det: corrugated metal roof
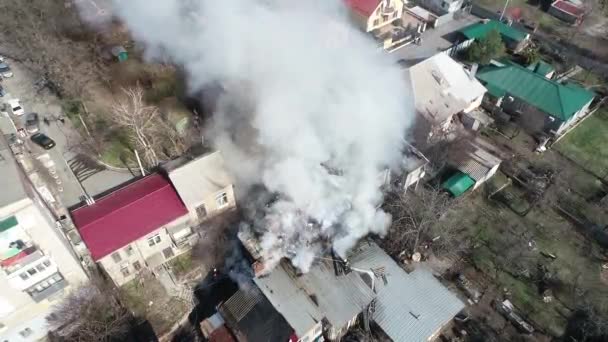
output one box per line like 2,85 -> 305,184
348,242 -> 465,342
219,288 -> 294,342
254,259 -> 375,337
70,174 -> 188,261
448,139 -> 501,181
476,61 -> 595,121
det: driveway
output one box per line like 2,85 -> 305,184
0,60 -> 138,208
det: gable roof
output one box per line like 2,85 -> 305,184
409,53 -> 487,123
254,258 -> 375,337
459,20 -> 527,42
552,0 -> 584,17
349,242 -> 465,341
476,61 -> 595,121
70,174 -> 188,261
345,0 -> 381,16
218,288 -> 293,342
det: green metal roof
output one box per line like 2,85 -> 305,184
442,172 -> 475,197
0,216 -> 17,233
527,60 -> 554,76
459,20 -> 527,42
476,61 -> 595,121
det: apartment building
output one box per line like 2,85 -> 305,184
0,139 -> 88,342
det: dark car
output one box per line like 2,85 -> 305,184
0,85 -> 5,97
30,133 -> 55,149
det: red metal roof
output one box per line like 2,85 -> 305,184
70,174 -> 188,261
209,326 -> 236,342
552,0 -> 584,16
345,0 -> 381,16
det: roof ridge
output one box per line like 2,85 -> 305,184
79,181 -> 181,233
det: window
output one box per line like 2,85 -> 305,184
36,264 -> 46,272
120,266 -> 130,277
133,261 -> 142,271
215,192 -> 229,207
195,204 -> 207,219
19,328 -> 33,338
43,260 -> 51,268
19,273 -> 29,280
162,247 -> 175,259
373,19 -> 379,26
27,268 -> 37,276
124,245 -> 134,256
111,252 -> 122,263
147,234 -> 161,247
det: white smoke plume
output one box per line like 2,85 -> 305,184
105,0 -> 414,272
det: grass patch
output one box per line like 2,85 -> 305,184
556,108 -> 608,177
100,139 -> 134,167
167,251 -> 194,279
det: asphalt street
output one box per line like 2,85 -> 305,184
1,61 -> 136,208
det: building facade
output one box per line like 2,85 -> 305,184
70,174 -> 195,286
0,142 -> 88,342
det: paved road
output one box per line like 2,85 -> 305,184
1,61 -> 137,208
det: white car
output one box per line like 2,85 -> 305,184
7,99 -> 24,116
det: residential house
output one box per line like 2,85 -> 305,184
349,242 -> 465,342
345,0 -> 427,51
0,137 -> 88,342
254,258 -> 374,341
408,53 -> 487,147
245,237 -> 464,342
218,288 -> 295,342
345,0 -> 405,32
163,150 -> 237,224
457,19 -> 530,52
70,174 -> 196,286
476,60 -> 595,137
386,144 -> 429,191
549,0 -> 585,25
442,138 -> 502,197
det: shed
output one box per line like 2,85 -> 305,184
110,46 -> 128,62
442,172 -> 475,197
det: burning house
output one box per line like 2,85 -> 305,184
239,226 -> 465,342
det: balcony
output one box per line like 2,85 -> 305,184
1,245 -> 43,275
26,273 -> 68,303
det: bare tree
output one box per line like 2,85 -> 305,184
109,86 -> 188,167
47,279 -> 132,342
0,0 -> 107,99
382,186 -> 466,258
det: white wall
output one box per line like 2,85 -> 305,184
0,198 -> 87,342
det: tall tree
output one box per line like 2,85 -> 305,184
465,29 -> 506,65
47,280 -> 132,342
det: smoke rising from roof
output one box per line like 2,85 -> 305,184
106,0 -> 413,272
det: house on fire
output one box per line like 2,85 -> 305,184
408,53 -> 487,147
243,235 -> 464,341
476,60 -> 596,138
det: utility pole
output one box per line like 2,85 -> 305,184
134,149 -> 146,176
499,0 -> 510,21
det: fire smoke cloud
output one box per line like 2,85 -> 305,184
107,0 -> 414,272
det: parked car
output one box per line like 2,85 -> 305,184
0,63 -> 13,78
30,133 -> 55,150
0,85 -> 5,97
6,99 -> 24,116
25,113 -> 39,133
